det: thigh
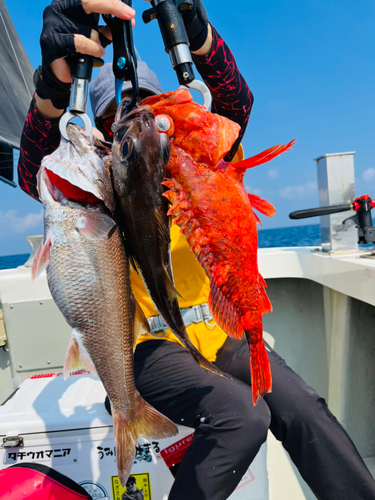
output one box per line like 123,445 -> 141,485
134,339 -> 269,428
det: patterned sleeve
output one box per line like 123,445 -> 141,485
192,26 -> 253,161
17,97 -> 61,202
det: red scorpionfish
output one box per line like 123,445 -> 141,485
143,89 -> 295,405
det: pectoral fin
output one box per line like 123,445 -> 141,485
76,213 -> 116,241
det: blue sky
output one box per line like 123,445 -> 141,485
1,0 -> 375,255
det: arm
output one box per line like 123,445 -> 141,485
192,26 -> 253,161
17,0 -> 135,200
17,98 -> 62,201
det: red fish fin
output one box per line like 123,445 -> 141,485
63,329 -> 97,379
133,300 -> 150,351
248,339 -> 272,405
259,275 -> 272,314
31,238 -> 52,281
234,140 -> 296,173
112,395 -> 178,487
248,193 -> 276,218
209,280 -> 243,340
76,213 -> 116,241
254,212 -> 262,225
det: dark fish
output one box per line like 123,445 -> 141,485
111,98 -> 224,377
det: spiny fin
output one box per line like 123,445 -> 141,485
248,193 -> 276,218
155,209 -> 171,245
64,329 -> 97,379
112,395 -> 178,487
133,300 -> 150,351
208,280 -> 243,340
259,274 -> 272,314
31,238 -> 52,280
234,140 -> 296,174
248,340 -> 272,405
76,212 -> 116,241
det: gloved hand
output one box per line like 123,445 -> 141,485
180,0 -> 209,52
35,0 -> 135,109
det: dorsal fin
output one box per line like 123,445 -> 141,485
233,140 -> 296,176
248,193 -> 276,218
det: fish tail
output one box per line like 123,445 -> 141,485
246,333 -> 272,406
187,340 -> 228,378
112,394 -> 178,487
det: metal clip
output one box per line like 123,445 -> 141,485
1,435 -> 24,448
180,80 -> 212,109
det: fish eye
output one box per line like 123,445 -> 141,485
121,137 -> 140,163
159,133 -> 170,164
155,114 -> 174,137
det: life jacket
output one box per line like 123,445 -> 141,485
0,463 -> 92,500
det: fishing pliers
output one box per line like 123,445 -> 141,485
103,0 -> 139,108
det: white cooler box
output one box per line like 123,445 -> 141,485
0,373 -> 268,500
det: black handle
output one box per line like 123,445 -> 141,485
143,0 -> 195,85
68,55 -> 104,80
289,204 -> 352,220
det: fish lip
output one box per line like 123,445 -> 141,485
112,107 -> 155,135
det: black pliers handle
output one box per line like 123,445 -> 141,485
103,0 -> 139,108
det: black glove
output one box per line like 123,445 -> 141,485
35,0 -> 107,109
181,0 -> 209,52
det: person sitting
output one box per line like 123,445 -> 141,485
17,0 -> 375,498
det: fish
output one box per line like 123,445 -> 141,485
32,125 -> 177,486
143,89 -> 295,405
111,98 -> 225,377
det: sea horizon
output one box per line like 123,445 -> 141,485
0,224 -> 322,270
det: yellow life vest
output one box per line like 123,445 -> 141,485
133,144 -> 244,362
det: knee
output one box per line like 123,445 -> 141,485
270,385 -> 331,442
206,396 -> 271,455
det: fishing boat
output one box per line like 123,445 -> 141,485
0,1 -> 375,499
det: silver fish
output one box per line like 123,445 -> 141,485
32,125 -> 177,486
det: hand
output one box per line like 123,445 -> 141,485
41,0 -> 136,83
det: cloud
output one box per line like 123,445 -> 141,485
245,185 -> 263,196
362,168 -> 375,182
267,168 -> 278,179
0,209 -> 43,235
279,181 -> 317,199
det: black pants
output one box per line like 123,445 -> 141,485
134,339 -> 375,500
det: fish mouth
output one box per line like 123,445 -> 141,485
113,100 -> 155,135
45,169 -> 103,206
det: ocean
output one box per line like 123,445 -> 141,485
0,224 -> 322,270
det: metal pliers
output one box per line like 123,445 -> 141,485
143,0 -> 212,109
59,56 -> 104,141
103,0 -> 139,108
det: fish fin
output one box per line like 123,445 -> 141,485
76,212 -> 116,241
63,329 -> 97,379
186,342 -> 229,378
133,300 -> 150,351
234,140 -> 296,174
112,395 -> 178,487
31,238 -> 52,280
248,339 -> 272,405
254,212 -> 262,225
248,193 -> 276,218
208,280 -> 244,340
259,276 -> 273,315
163,267 -> 183,302
154,209 -> 171,245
